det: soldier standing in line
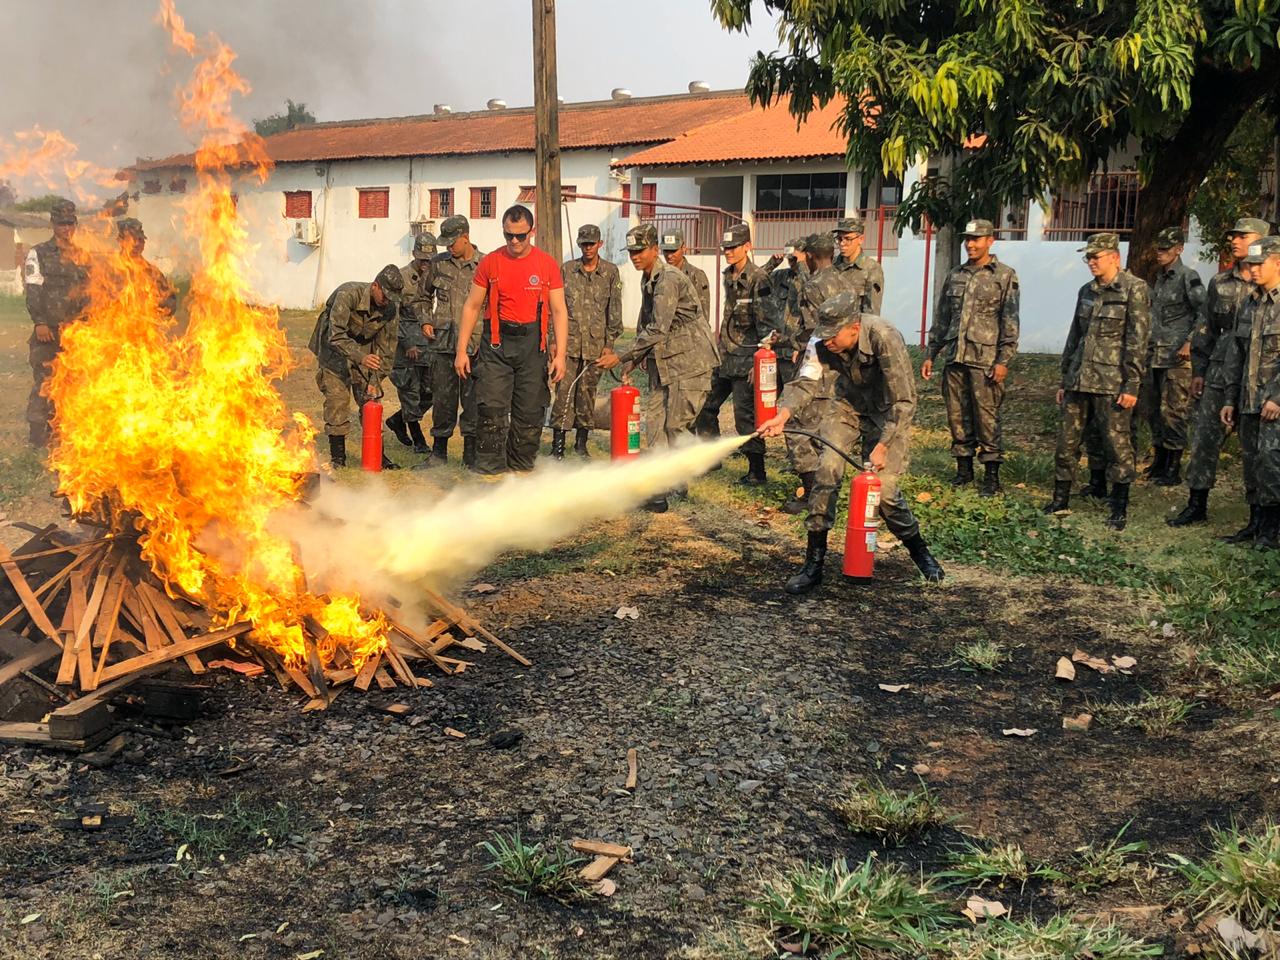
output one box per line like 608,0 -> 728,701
692,223 -> 781,485
597,224 -> 719,512
550,224 -> 622,460
1135,227 -> 1205,487
24,198 -> 88,447
660,229 -> 710,322
920,219 -> 1020,497
1169,216 -> 1271,529
425,215 -> 483,469
1043,233 -> 1152,530
1218,235 -> 1280,550
387,232 -> 437,457
833,215 -> 885,313
307,264 -> 405,469
758,292 -> 945,591
116,218 -> 176,316
768,236 -> 811,384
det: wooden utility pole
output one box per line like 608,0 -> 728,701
532,0 -> 563,260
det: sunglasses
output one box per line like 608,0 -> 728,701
504,230 -> 530,242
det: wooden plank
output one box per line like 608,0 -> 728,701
373,665 -> 396,690
388,618 -> 457,674
353,652 -> 381,692
125,583 -> 167,652
97,623 -> 250,684
578,856 -> 619,882
423,588 -> 531,666
0,720 -> 111,752
0,543 -> 63,648
382,645 -> 417,687
0,639 -> 61,686
284,667 -> 319,699
45,664 -> 162,742
182,652 -> 207,675
0,544 -> 96,632
87,565 -> 130,690
56,571 -> 89,686
625,748 -> 639,790
137,583 -> 189,644
571,840 -> 633,859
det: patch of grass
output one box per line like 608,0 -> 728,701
935,840 -> 1065,889
1170,819 -> 1280,929
952,639 -> 1008,672
1090,691 -> 1195,737
749,856 -> 952,958
135,794 -> 304,861
951,915 -> 1163,960
1065,825 -> 1151,893
836,779 -> 951,847
89,870 -> 139,915
480,828 -> 587,902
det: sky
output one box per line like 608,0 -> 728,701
0,0 -> 780,199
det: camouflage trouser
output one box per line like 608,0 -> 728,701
316,365 -> 375,437
390,361 -> 433,423
1136,363 -> 1191,451
941,362 -> 1005,462
785,404 -> 823,475
472,327 -> 550,475
27,332 -> 60,431
1055,390 -> 1136,486
1184,383 -> 1231,490
693,369 -> 763,456
807,405 -> 920,540
428,353 -> 477,439
642,362 -> 709,448
550,355 -> 603,431
1238,414 -> 1280,506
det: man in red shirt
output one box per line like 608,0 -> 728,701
454,204 -> 569,474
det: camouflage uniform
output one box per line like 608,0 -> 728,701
24,200 -> 88,444
116,218 -> 176,317
832,251 -> 885,314
926,250 -> 1020,464
1137,250 -> 1203,457
786,260 -> 845,477
391,241 -> 436,426
660,230 -> 712,323
307,269 -> 402,437
551,249 -> 622,431
767,238 -> 811,383
428,217 -> 483,445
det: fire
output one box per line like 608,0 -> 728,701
0,127 -> 120,204
44,0 -> 387,670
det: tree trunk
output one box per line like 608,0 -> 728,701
1128,62 -> 1277,280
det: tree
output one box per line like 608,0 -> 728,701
252,99 -> 316,137
1189,110 -> 1276,264
0,180 -> 15,208
14,194 -> 73,213
712,0 -> 1280,278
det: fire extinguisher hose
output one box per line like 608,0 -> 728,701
766,428 -> 862,469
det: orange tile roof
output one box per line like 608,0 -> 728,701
128,90 -> 756,173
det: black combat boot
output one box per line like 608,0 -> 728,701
1220,504 -> 1260,544
642,495 -> 669,513
574,429 -> 591,459
739,452 -> 767,486
381,452 -> 402,470
462,435 -> 477,469
1167,488 -> 1209,527
902,533 -> 945,582
1154,450 -> 1182,487
433,436 -> 448,464
1105,483 -> 1130,531
785,530 -> 828,594
978,462 -> 1002,499
1253,506 -> 1279,551
1079,468 -> 1109,501
1043,480 -> 1071,514
782,472 -> 816,515
951,456 -> 975,486
385,410 -> 412,448
328,434 -> 347,468
406,419 -> 428,454
551,429 -> 567,461
1142,447 -> 1167,480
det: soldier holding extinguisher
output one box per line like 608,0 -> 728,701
759,292 -> 945,592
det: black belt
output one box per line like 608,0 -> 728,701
498,320 -> 538,336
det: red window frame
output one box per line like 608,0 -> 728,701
284,190 -> 312,219
470,186 -> 496,220
562,184 -> 577,203
517,185 -> 537,203
430,188 -> 453,219
620,183 -> 656,218
358,187 -> 390,219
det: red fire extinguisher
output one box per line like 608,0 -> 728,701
753,338 -> 778,429
610,382 -> 642,461
361,393 -> 383,472
843,462 -> 882,579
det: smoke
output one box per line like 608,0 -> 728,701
269,436 -> 746,612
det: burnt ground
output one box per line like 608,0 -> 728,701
1,498 -> 1277,960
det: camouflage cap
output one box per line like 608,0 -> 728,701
413,232 -> 438,259
625,223 -> 658,251
1153,227 -> 1185,250
807,233 -> 836,258
834,216 -> 865,236
49,199 -> 77,226
437,214 -> 470,245
576,223 -> 601,244
1242,236 -> 1280,264
659,228 -> 685,251
721,223 -> 751,248
1228,217 -> 1271,238
1078,232 -> 1121,255
961,218 -> 995,238
784,236 -> 809,256
811,291 -> 862,339
116,217 -> 145,239
374,263 -> 405,298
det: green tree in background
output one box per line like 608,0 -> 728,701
1189,107 -> 1277,264
712,0 -> 1280,277
253,99 -> 316,138
13,194 -> 73,214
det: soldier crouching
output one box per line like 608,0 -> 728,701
759,292 -> 944,592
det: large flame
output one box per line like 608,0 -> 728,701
44,0 -> 387,669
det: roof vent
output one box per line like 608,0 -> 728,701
611,88 -> 633,101
688,81 -> 711,94
433,104 -> 453,115
486,99 -> 507,111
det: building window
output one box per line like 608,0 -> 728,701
168,177 -> 187,194
754,173 -> 846,213
621,182 -> 657,218
562,185 -> 577,203
430,188 -> 453,219
517,185 -> 537,203
358,188 -> 390,219
1046,171 -> 1140,241
284,191 -> 312,219
142,179 -> 162,195
470,186 -> 496,219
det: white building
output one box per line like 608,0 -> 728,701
124,87 -> 1220,352
0,209 -> 52,295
